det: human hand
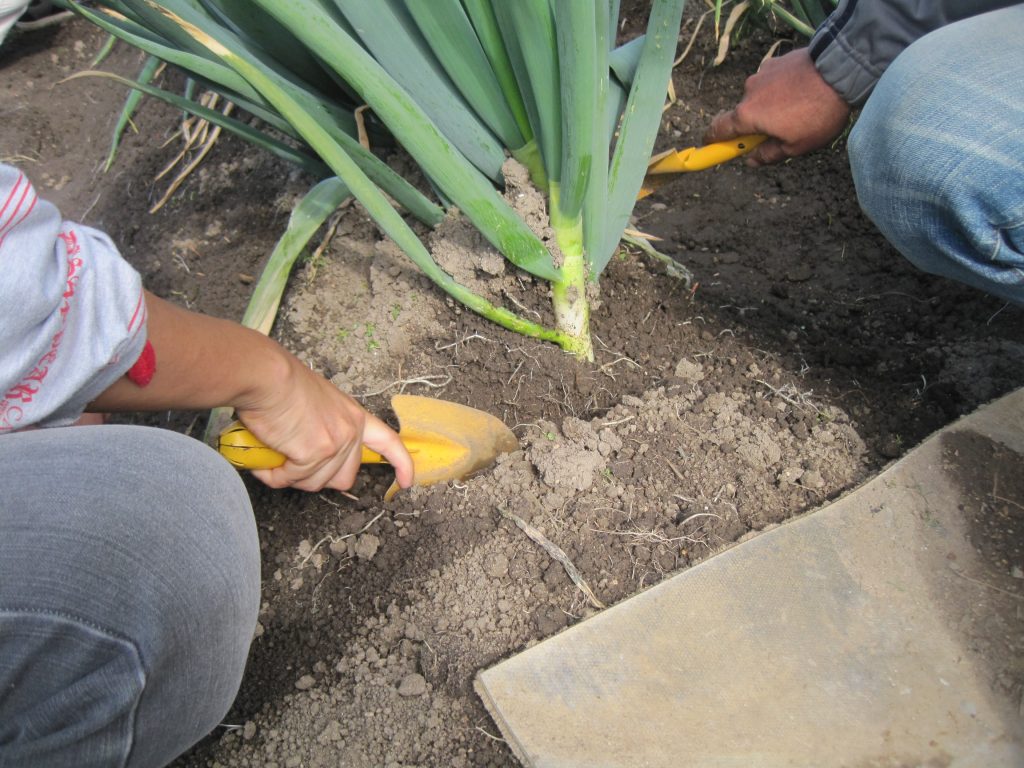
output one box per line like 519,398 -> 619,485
704,48 -> 851,166
235,352 -> 414,493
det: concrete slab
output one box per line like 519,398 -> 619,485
476,389 -> 1024,767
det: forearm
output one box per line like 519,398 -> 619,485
90,291 -> 415,492
90,291 -> 292,413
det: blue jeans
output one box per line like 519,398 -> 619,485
0,426 -> 260,767
848,4 -> 1024,306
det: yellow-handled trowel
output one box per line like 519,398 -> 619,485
219,394 -> 518,501
638,134 -> 767,199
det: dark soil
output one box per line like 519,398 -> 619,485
3,7 -> 1022,768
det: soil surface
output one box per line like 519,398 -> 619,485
3,7 -> 1023,768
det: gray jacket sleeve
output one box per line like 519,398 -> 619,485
809,0 -> 1017,106
0,164 -> 148,431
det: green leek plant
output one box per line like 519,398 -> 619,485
59,0 -> 686,361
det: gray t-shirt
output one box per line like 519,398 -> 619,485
0,163 -> 147,430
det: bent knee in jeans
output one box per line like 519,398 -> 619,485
0,425 -> 260,768
847,5 -> 1024,306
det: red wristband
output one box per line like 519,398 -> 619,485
126,340 -> 156,387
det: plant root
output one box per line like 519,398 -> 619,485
150,91 -> 234,213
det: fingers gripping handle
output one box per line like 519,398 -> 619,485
218,420 -> 384,470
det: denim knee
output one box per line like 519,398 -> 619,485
847,6 -> 1024,305
0,425 -> 260,768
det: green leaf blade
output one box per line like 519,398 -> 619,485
598,0 -> 686,276
460,0 -> 533,144
583,6 -> 611,273
331,0 -> 506,181
492,0 -> 562,185
403,0 -> 526,151
104,54 -> 160,171
554,1 -> 598,222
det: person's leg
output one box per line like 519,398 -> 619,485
848,5 -> 1024,306
0,425 -> 260,768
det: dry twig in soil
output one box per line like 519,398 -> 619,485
497,506 -> 605,610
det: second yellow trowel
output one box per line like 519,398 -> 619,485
638,134 -> 767,199
219,394 -> 518,500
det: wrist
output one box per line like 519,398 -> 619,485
231,331 -> 300,413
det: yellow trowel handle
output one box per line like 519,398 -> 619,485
218,421 -> 386,470
648,134 -> 767,174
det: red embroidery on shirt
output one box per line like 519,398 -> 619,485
57,229 -> 82,257
0,229 -> 83,431
0,173 -> 24,220
0,179 -> 37,250
127,291 -> 145,333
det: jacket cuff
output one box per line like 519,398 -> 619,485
809,19 -> 883,107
